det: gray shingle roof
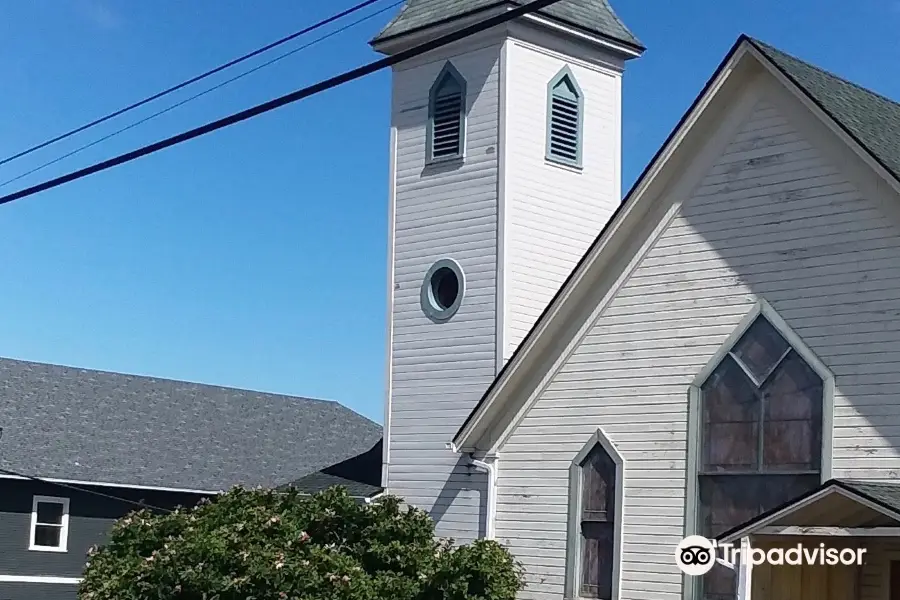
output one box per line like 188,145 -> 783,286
837,480 -> 900,513
750,37 -> 900,182
288,472 -> 382,499
285,439 -> 383,499
371,0 -> 643,51
0,357 -> 382,491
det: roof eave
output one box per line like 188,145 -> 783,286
370,1 -> 644,56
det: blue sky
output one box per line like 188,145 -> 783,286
0,0 -> 898,424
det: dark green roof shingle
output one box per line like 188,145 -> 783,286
837,480 -> 900,513
750,37 -> 900,182
371,0 -> 642,51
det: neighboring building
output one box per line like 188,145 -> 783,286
0,357 -> 381,599
372,2 -> 900,600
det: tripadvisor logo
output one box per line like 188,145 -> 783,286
675,535 -> 867,576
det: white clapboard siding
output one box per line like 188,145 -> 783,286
503,35 -> 622,361
387,36 -> 503,541
497,91 -> 900,600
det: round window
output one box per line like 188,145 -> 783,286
421,259 -> 465,322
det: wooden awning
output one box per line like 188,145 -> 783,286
718,479 -> 900,545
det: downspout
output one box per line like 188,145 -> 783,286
468,456 -> 498,541
364,491 -> 385,505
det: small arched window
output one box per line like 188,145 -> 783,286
546,66 -> 584,167
566,429 -> 623,600
427,62 -> 466,162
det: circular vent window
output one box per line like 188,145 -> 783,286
421,259 -> 465,322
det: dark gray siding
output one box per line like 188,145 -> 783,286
0,479 -> 206,580
0,581 -> 78,600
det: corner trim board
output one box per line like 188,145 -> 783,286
382,120 -> 398,492
495,37 -> 509,372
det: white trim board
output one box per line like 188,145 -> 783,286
0,575 -> 81,584
0,473 -> 222,496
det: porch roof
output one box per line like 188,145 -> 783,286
718,479 -> 900,545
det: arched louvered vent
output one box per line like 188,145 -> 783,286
427,63 -> 466,162
547,67 -> 584,167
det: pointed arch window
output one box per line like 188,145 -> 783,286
546,66 -> 584,168
427,62 -> 466,162
566,429 -> 623,600
695,313 -> 826,600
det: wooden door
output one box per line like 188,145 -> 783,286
889,561 -> 900,600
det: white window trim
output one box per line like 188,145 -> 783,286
682,299 -> 835,600
29,495 -> 70,553
564,427 -> 625,600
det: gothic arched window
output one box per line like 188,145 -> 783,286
427,62 -> 466,162
696,313 -> 825,600
546,66 -> 584,167
566,429 -> 623,600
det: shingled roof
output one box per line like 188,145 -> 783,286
0,357 -> 382,491
749,37 -> 900,182
371,0 -> 643,52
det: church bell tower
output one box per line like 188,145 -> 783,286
370,0 -> 643,541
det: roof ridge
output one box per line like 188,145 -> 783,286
748,36 -> 900,111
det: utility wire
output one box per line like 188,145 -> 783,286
0,0 -> 387,168
0,0 -> 565,207
0,0 -> 404,189
0,466 -> 174,513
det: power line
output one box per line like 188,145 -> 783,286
0,0 -> 387,168
0,0 -> 404,189
0,0 -> 565,207
0,466 -> 173,513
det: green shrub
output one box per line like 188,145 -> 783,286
79,486 -> 525,600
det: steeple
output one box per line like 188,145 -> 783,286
375,0 -> 642,542
371,0 -> 644,54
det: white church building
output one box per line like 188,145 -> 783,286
369,2 -> 900,600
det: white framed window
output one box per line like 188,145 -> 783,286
29,495 -> 70,552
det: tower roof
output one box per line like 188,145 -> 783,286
370,0 -> 644,52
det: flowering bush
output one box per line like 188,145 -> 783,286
78,486 -> 524,600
